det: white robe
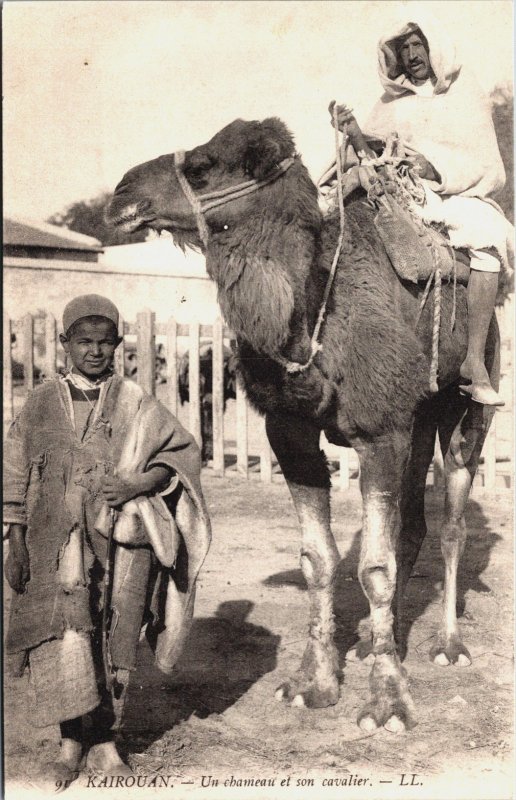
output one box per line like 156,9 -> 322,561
364,18 -> 513,269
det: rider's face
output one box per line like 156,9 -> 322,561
398,33 -> 432,83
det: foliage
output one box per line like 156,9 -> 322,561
48,192 -> 147,246
491,88 -> 514,224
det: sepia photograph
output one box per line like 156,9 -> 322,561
3,2 -> 514,799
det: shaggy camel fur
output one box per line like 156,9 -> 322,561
108,117 -> 499,733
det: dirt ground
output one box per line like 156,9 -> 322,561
3,474 -> 514,800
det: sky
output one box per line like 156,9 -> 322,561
3,0 -> 513,222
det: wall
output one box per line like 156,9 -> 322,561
4,241 -> 220,327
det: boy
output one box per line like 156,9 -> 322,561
4,294 -> 211,791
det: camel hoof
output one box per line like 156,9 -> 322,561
358,653 -> 417,732
358,716 -> 378,733
384,715 -> 406,734
274,680 -> 339,708
431,638 -> 471,667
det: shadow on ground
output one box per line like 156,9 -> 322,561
263,493 -> 501,666
122,599 -> 280,754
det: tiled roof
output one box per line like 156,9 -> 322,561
3,217 -> 102,251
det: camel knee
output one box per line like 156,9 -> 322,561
301,545 -> 338,589
441,517 -> 467,559
359,562 -> 396,605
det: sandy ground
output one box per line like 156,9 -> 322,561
3,473 -> 514,800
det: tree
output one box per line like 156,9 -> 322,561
48,192 -> 148,246
491,88 -> 514,224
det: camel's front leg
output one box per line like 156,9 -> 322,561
266,412 -> 340,708
355,431 -> 417,732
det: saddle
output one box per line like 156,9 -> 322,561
337,163 -> 471,286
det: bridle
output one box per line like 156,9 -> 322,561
173,130 -> 345,374
173,150 -> 295,247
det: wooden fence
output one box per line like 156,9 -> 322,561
3,310 -> 514,493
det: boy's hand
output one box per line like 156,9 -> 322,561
5,525 -> 30,593
102,466 -> 172,508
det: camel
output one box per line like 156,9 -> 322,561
107,117 -> 500,733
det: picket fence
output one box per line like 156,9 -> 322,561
3,310 -> 514,493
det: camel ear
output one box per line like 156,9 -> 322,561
245,118 -> 295,180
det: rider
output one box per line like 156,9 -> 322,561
331,19 -> 512,406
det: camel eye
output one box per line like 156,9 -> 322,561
185,154 -> 214,188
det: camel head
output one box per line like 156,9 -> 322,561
107,118 -> 297,249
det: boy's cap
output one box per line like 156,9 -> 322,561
63,294 -> 119,334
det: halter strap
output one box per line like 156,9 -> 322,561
173,152 -> 295,246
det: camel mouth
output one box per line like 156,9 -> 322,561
109,202 -> 155,233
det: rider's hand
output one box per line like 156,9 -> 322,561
5,525 -> 30,593
328,101 -> 362,136
408,153 -> 440,182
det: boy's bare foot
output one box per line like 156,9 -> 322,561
86,741 -> 132,777
37,739 -> 82,793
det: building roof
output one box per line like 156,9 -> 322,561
100,237 -> 209,277
3,217 -> 102,251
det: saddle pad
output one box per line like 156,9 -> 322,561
374,199 -> 470,285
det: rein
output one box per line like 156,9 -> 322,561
174,130 -> 346,374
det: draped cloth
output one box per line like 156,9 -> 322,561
364,17 -> 513,268
4,375 -> 211,723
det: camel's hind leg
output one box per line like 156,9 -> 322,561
266,412 -> 340,708
431,399 -> 495,666
354,430 -> 417,733
395,405 -> 439,653
431,322 -> 500,667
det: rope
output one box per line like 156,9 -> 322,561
312,111 -> 347,344
415,262 -> 443,394
174,150 -> 210,247
429,267 -> 442,393
276,109 -> 348,374
450,247 -> 457,331
198,159 -> 295,210
173,136 -> 346,375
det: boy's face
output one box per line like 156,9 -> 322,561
60,318 -> 121,380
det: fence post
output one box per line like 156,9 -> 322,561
136,310 -> 155,395
44,313 -> 57,378
339,449 -> 350,490
483,411 -> 497,492
236,378 -> 248,478
260,415 -> 273,483
3,313 -> 14,426
189,322 -> 201,447
166,318 -> 178,416
212,318 -> 225,477
22,313 -> 34,392
114,314 -> 125,376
